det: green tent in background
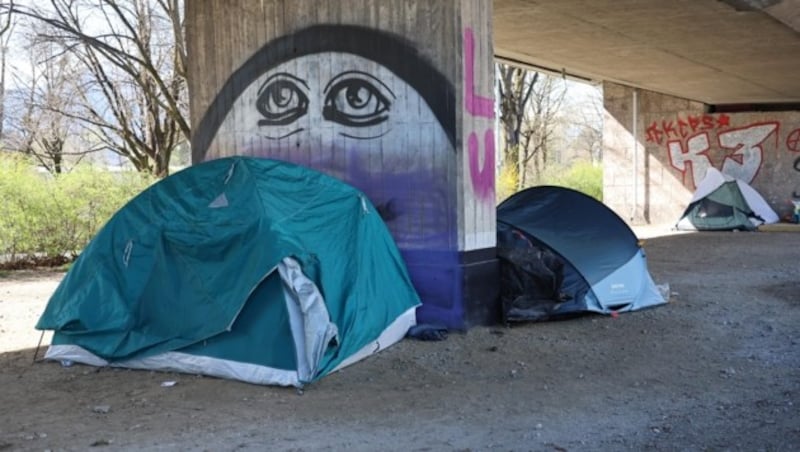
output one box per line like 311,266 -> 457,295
675,168 -> 779,231
36,157 -> 420,387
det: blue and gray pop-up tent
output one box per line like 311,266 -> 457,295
496,186 -> 665,321
36,157 -> 420,387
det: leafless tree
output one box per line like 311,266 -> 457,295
0,0 -> 16,138
519,74 -> 567,185
497,64 -> 536,171
9,0 -> 188,177
4,36 -> 95,173
496,63 -> 567,189
563,84 -> 603,165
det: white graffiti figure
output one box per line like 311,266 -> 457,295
210,53 -> 456,250
669,123 -> 778,187
668,133 -> 712,188
719,123 -> 778,182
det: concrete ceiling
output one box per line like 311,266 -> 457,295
493,0 -> 800,105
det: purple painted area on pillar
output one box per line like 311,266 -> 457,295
402,249 -> 464,329
468,129 -> 495,201
248,146 -> 458,251
193,24 -> 485,327
247,145 -> 464,326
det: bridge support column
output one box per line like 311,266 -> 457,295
604,81 -> 708,225
186,0 -> 499,328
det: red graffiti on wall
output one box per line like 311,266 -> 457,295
667,121 -> 779,188
647,114 -> 731,145
787,128 -> 800,152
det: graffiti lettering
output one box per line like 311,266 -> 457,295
666,122 -> 777,187
718,123 -> 777,182
468,130 -> 495,200
668,133 -> 712,188
794,156 -> 800,198
463,27 -> 494,201
464,29 -> 493,119
787,128 -> 800,152
646,113 -> 731,145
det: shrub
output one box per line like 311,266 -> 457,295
0,155 -> 154,269
496,163 -> 519,204
536,160 -> 603,201
0,155 -> 49,263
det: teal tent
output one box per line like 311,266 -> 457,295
36,157 -> 420,387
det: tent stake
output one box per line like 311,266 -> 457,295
32,330 -> 45,363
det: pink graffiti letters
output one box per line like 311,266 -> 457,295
469,129 -> 496,200
464,28 -> 494,119
463,27 -> 494,201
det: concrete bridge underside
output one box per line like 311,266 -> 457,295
494,0 -> 800,105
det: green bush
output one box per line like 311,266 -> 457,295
496,163 -> 519,204
0,154 -> 154,268
536,160 -> 603,201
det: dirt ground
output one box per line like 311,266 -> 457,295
0,227 -> 798,451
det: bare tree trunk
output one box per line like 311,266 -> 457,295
0,2 -> 15,139
497,62 -> 569,191
0,43 -> 6,138
10,0 -> 188,177
498,64 -> 537,172
520,75 -> 567,183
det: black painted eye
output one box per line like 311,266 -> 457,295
323,71 -> 394,127
256,73 -> 309,126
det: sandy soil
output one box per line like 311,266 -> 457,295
0,229 -> 798,451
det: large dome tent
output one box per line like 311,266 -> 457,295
36,157 -> 420,387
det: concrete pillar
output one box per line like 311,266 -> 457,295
186,0 -> 498,329
603,81 -> 705,224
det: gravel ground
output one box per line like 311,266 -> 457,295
0,229 -> 798,451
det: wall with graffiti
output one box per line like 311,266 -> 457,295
186,0 -> 497,328
604,82 -> 800,224
191,24 -> 461,253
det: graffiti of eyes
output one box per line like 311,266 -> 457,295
256,74 -> 309,127
322,71 -> 394,128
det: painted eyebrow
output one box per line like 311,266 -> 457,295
257,72 -> 310,95
322,70 -> 396,98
